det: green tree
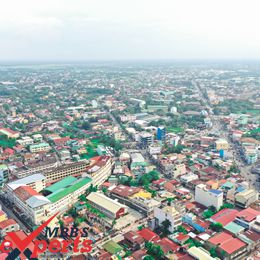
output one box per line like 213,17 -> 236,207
209,247 -> 218,258
177,225 -> 188,234
161,219 -> 172,235
210,222 -> 223,232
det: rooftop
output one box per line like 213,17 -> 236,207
47,177 -> 92,203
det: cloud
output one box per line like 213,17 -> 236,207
0,0 -> 260,60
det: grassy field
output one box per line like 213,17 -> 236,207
167,127 -> 184,134
0,137 -> 16,148
80,138 -> 101,159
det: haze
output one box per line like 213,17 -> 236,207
0,0 -> 260,61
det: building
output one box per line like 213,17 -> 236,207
235,189 -> 258,208
0,164 -> 9,187
17,136 -> 34,146
139,132 -> 154,148
84,156 -> 113,186
210,208 -> 239,226
180,173 -> 198,184
7,173 -> 46,192
123,231 -> 145,250
235,207 -> 260,229
207,232 -> 247,259
4,184 -> 51,225
187,247 -> 215,260
45,161 -> 89,184
0,128 -> 19,139
195,184 -> 223,210
157,126 -> 166,142
154,206 -> 182,233
86,192 -> 127,220
215,138 -> 229,151
0,219 -> 19,237
45,176 -> 92,216
29,142 -> 51,153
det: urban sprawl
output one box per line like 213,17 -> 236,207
0,62 -> 259,260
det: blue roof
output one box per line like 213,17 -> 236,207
209,189 -> 222,195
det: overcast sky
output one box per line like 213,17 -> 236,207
0,0 -> 260,61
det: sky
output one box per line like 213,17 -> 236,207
0,0 -> 260,61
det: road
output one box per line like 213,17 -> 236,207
194,81 -> 259,190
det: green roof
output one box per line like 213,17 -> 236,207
221,181 -> 234,189
0,164 -> 8,170
47,177 -> 92,203
224,222 -> 245,234
44,176 -> 77,193
103,240 -> 123,255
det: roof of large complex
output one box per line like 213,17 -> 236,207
44,176 -> 77,193
7,173 -> 46,190
47,177 -> 92,203
187,247 -> 214,260
13,185 -> 50,208
86,192 -> 125,214
111,184 -> 140,197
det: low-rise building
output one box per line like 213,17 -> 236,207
29,142 -> 51,153
86,192 -> 127,220
0,219 -> 20,237
235,189 -> 258,208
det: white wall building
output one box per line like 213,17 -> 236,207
195,184 -> 223,210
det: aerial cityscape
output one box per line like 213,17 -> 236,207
0,0 -> 260,259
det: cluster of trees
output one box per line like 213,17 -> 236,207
214,99 -> 254,115
145,242 -> 164,259
243,128 -> 260,141
163,144 -> 185,154
210,222 -> 223,232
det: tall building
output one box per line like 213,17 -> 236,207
139,132 -> 154,148
157,126 -> 166,142
0,164 -> 9,187
195,184 -> 223,210
154,206 -> 182,233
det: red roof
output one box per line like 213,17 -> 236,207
236,207 -> 260,222
208,232 -> 246,254
111,185 -> 140,197
211,208 -> 239,226
137,228 -> 160,242
0,219 -> 17,229
156,238 -> 180,254
14,186 -> 40,201
152,178 -> 166,185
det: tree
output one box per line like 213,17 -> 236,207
209,247 -> 218,258
144,256 -> 155,260
161,219 -> 172,235
82,121 -> 91,130
219,203 -> 234,210
210,222 -> 223,232
177,225 -> 188,234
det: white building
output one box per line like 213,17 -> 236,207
195,184 -> 223,210
154,206 -> 182,233
180,173 -> 198,184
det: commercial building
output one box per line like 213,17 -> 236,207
84,156 -> 113,186
195,184 -> 223,210
17,136 -> 34,146
215,138 -> 229,150
7,173 -> 46,192
157,126 -> 166,142
44,160 -> 89,184
0,164 -> 9,187
86,192 -> 127,220
139,132 -> 154,148
29,142 -> 51,153
45,176 -> 92,216
235,189 -> 258,208
154,206 -> 182,233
